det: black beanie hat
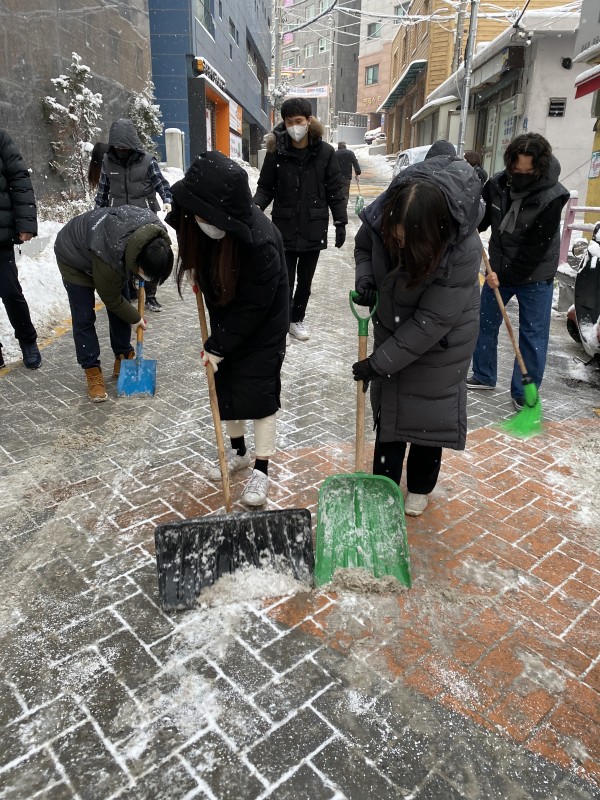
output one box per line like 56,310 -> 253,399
171,151 -> 254,244
425,140 -> 457,159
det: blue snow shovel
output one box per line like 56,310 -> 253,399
116,278 -> 156,397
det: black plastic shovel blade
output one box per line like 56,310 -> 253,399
155,508 -> 314,611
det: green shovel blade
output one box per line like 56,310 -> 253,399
315,472 -> 411,588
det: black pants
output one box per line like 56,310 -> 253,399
341,177 -> 351,202
129,275 -> 157,301
0,244 -> 37,346
285,250 -> 320,323
63,281 -> 132,369
373,435 -> 442,495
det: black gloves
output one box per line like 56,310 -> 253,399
354,288 -> 377,307
352,358 -> 378,392
335,225 -> 346,248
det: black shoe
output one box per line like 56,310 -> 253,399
145,297 -> 162,312
20,341 -> 42,369
512,396 -> 525,411
466,376 -> 494,390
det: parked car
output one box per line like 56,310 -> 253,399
364,127 -> 386,145
391,145 -> 431,178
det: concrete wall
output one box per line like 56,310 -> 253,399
523,33 -> 595,198
0,0 -> 150,198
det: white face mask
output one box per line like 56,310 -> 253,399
194,216 -> 226,240
286,124 -> 308,143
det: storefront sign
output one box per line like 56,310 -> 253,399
229,99 -> 243,134
230,132 -> 243,160
590,151 -> 600,179
193,57 -> 226,91
284,85 -> 329,98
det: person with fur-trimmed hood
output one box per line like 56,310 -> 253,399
253,97 -> 347,343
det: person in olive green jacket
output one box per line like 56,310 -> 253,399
54,206 -> 173,401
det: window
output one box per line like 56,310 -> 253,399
247,44 -> 258,77
395,2 -> 410,21
319,0 -> 327,12
218,0 -> 222,17
229,18 -> 236,39
283,56 -> 295,68
305,43 -> 314,58
109,28 -> 120,61
306,4 -> 315,18
195,0 -> 215,37
230,43 -> 233,59
318,37 -> 330,53
367,22 -> 382,39
135,45 -> 144,79
548,97 -> 566,117
365,64 -> 379,85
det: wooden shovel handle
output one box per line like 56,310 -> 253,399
355,333 -> 367,472
137,281 -> 145,345
481,248 -> 529,378
194,288 -> 232,512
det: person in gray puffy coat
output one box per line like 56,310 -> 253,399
352,151 -> 483,517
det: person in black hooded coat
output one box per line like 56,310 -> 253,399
0,129 -> 41,370
168,151 -> 289,508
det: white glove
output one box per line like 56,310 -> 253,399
163,203 -> 172,214
133,317 -> 147,332
201,350 -> 223,372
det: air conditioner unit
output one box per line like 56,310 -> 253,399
591,91 -> 600,118
512,93 -> 525,116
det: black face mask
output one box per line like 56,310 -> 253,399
508,171 -> 537,193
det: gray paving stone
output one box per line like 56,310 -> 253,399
263,763 -> 336,800
113,757 -> 200,799
0,681 -> 23,727
82,671 -> 138,740
183,730 -> 265,799
0,748 -> 64,799
207,639 -> 275,696
210,677 -> 272,748
257,626 -> 323,673
247,707 -> 335,783
97,630 -> 161,691
112,593 -> 175,646
52,722 -> 129,799
253,658 -> 333,722
415,772 -> 468,799
311,738 -> 403,799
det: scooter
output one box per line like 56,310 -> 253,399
566,221 -> 600,367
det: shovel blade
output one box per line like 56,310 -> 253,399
155,508 -> 314,611
116,358 -> 157,397
316,473 -> 411,588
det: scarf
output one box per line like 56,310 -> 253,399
499,188 -> 529,235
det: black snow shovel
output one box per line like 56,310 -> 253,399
154,286 -> 314,611
314,291 -> 411,588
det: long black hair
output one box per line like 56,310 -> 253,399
87,142 -> 108,190
175,210 -> 240,306
381,180 -> 453,288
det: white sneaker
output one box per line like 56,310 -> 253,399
241,469 -> 269,507
207,449 -> 252,481
404,492 -> 429,517
289,321 -> 310,341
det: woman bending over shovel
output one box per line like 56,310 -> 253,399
167,151 -> 289,507
352,147 -> 483,517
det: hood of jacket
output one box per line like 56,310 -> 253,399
170,151 -> 256,245
107,119 -> 145,152
88,206 -> 169,268
263,117 -> 325,154
360,155 -> 483,243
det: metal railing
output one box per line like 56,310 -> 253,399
559,190 -> 600,264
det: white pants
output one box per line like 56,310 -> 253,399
225,414 -> 277,458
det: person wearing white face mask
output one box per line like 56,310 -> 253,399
254,97 -> 348,343
167,151 -> 289,507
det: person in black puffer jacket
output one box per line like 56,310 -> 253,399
0,129 -> 41,370
254,97 -> 347,343
168,151 -> 289,508
467,133 -> 569,410
335,141 -> 361,205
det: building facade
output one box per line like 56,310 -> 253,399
0,0 -> 150,196
148,0 -> 272,166
277,0 -> 361,141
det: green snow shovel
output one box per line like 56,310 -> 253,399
314,291 -> 411,588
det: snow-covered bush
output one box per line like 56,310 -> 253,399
129,77 -> 163,156
42,53 -> 103,198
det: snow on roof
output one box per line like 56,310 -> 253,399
575,63 -> 600,86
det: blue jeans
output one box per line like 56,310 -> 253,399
471,280 -> 554,399
63,281 -> 132,369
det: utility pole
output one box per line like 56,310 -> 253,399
273,0 -> 282,88
327,12 -> 336,142
451,0 -> 468,73
456,0 -> 479,158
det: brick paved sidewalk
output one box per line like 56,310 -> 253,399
1,174 -> 599,798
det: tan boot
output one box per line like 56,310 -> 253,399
113,350 -> 134,378
85,366 -> 108,402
